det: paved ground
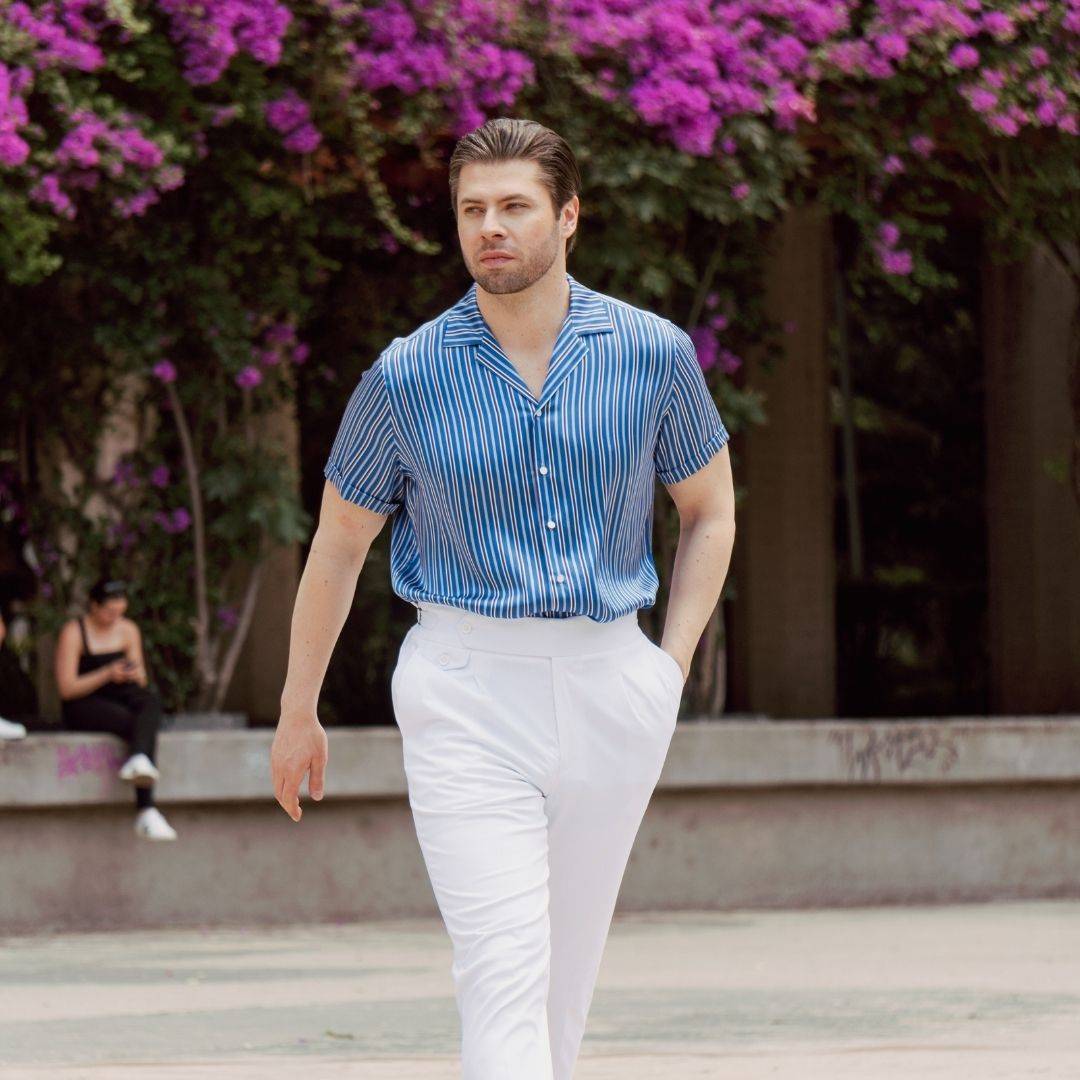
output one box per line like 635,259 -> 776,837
1,900 -> 1078,1078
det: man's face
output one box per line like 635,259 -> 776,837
456,159 -> 577,295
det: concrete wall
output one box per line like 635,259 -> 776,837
3,718 -> 1079,934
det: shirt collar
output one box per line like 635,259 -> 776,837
442,273 -> 615,349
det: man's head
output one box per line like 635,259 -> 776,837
449,118 -> 580,295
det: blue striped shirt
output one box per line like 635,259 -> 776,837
323,272 -> 730,622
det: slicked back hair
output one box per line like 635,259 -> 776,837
449,117 -> 581,256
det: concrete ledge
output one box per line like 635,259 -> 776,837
3,717 -> 1079,934
2,716 -> 1080,808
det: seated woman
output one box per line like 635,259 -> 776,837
54,577 -> 177,841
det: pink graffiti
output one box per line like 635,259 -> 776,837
56,743 -> 124,780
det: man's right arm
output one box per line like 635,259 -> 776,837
272,479 -> 393,821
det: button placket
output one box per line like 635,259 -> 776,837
532,400 -> 563,604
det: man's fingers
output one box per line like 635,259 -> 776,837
270,728 -> 327,820
273,764 -> 302,822
274,771 -> 287,814
284,768 -> 303,821
309,748 -> 327,801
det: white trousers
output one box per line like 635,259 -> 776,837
390,601 -> 685,1080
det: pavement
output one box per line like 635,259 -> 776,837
1,900 -> 1079,1078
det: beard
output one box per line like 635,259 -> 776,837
469,227 -> 561,295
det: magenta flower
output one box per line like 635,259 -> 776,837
948,44 -> 980,69
283,123 -> 321,153
965,86 -> 999,114
717,347 -> 742,374
877,220 -> 901,247
157,0 -> 292,86
153,359 -> 177,383
236,365 -> 263,388
291,342 -> 310,365
909,134 -> 935,158
879,247 -> 913,276
29,174 -> 75,219
150,465 -> 170,488
980,11 -> 1016,40
873,34 -> 908,62
264,89 -> 322,154
209,104 -> 241,126
153,507 -> 191,533
689,326 -> 718,372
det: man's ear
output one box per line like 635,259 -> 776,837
562,195 -> 579,241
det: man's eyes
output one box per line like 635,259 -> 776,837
465,204 -> 526,213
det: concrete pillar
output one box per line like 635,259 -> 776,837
221,391 -> 302,725
729,203 -> 836,718
982,239 -> 1080,713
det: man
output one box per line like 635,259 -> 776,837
271,117 -> 736,1079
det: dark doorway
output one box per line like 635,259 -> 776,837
834,218 -> 990,717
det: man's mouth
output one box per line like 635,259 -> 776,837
480,253 -> 514,265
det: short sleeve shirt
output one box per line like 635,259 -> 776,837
324,273 -> 729,622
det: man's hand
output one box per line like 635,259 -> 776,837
271,710 -> 329,822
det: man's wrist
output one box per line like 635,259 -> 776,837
279,690 -> 318,718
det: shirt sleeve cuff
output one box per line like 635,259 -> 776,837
324,463 -> 400,515
655,425 -> 730,485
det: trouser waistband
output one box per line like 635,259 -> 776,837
412,602 -> 643,657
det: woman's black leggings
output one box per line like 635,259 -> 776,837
62,686 -> 164,810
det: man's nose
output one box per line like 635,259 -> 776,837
480,210 -> 506,236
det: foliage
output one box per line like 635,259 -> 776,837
0,0 -> 1077,712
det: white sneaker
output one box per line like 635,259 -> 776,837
118,752 -> 160,786
0,716 -> 27,740
134,807 -> 178,841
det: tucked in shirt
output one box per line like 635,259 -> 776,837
323,272 -> 730,623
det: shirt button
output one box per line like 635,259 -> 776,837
555,574 -> 565,583
538,465 -> 549,475
534,407 -> 543,416
546,520 -> 556,529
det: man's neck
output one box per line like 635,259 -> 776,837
476,264 -> 570,352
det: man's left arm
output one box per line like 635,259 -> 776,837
659,445 -> 737,680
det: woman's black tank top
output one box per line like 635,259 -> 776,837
76,617 -> 126,675
62,618 -> 138,715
